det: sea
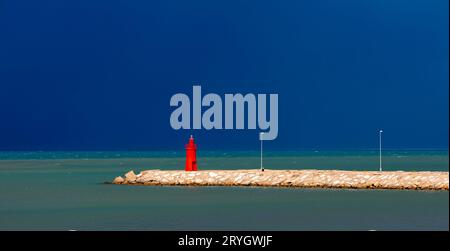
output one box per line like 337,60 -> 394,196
0,150 -> 448,230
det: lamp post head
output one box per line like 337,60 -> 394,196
379,130 -> 383,133
259,132 -> 265,140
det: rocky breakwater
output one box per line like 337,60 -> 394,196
112,169 -> 449,190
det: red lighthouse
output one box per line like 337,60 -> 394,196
185,135 -> 197,171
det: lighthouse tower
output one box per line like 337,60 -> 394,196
185,135 -> 197,171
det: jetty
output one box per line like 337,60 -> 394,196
111,169 -> 449,190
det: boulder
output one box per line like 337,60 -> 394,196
125,170 -> 137,181
113,176 -> 124,184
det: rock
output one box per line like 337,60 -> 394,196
125,170 -> 137,181
113,176 -> 124,184
110,169 -> 449,190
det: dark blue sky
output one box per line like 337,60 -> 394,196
0,0 -> 448,150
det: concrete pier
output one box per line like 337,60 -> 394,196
112,169 -> 449,190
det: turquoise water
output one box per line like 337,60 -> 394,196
0,150 -> 448,230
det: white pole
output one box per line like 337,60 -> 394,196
260,132 -> 264,171
379,130 -> 383,172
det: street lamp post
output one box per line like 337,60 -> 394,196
379,130 -> 383,172
260,132 -> 264,172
